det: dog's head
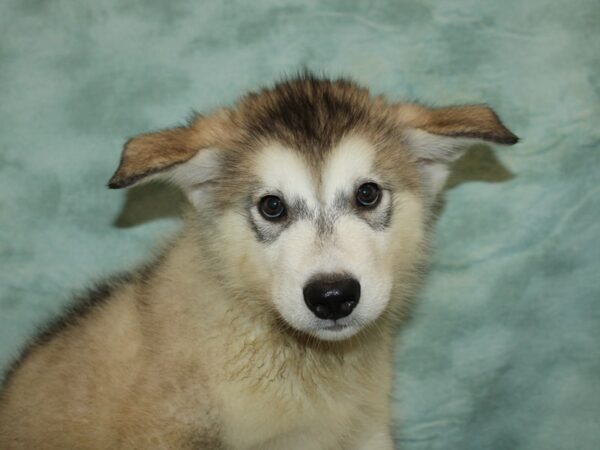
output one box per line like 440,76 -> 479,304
109,75 -> 517,341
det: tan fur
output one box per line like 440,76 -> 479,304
108,109 -> 235,189
0,74 -> 517,449
392,103 -> 518,144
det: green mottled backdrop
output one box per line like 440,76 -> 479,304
1,1 -> 599,448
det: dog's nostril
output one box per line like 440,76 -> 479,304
303,275 -> 361,320
340,301 -> 354,314
315,305 -> 329,317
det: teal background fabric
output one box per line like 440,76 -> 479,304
1,1 -> 599,448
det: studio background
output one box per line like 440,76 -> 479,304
1,1 -> 599,448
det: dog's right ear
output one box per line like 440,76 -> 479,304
108,112 -> 231,205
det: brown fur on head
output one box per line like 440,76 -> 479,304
108,73 -> 517,341
109,75 -> 517,190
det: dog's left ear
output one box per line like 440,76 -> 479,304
394,103 -> 519,195
108,112 -> 231,206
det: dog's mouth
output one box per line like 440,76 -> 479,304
319,321 -> 351,332
275,308 -> 363,341
306,318 -> 363,341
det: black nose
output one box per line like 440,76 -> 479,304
303,275 -> 361,320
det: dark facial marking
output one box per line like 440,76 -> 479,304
247,212 -> 271,243
289,198 -> 313,221
363,201 -> 393,231
246,183 -> 393,245
246,206 -> 288,244
246,194 -> 298,244
340,187 -> 394,231
315,210 -> 336,237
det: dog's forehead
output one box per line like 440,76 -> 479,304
253,137 -> 377,204
321,137 -> 376,201
254,142 -> 315,201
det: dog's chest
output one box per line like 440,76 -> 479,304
213,370 -> 375,450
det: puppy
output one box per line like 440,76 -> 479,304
0,74 -> 517,449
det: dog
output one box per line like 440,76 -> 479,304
0,73 -> 517,449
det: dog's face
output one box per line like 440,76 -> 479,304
109,75 -> 517,341
230,137 -> 425,340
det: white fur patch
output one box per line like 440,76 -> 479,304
321,136 -> 377,203
254,143 -> 318,207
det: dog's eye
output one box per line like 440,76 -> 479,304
259,195 -> 286,221
356,183 -> 381,208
